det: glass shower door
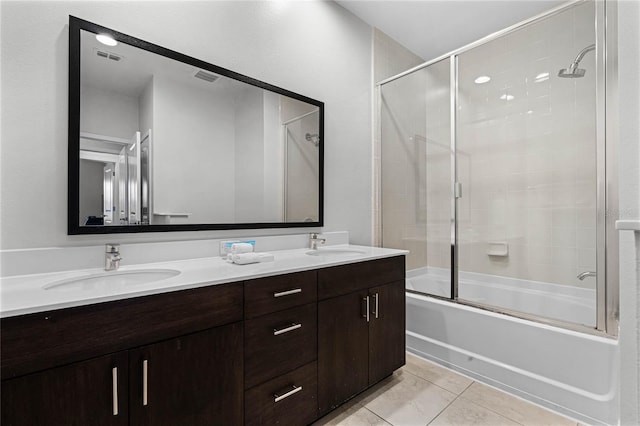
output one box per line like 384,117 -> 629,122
455,1 -> 597,327
380,58 -> 452,298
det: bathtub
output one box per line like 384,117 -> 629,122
406,268 -> 619,425
407,266 -> 596,326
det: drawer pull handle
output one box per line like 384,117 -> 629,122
274,288 -> 302,298
143,359 -> 148,406
273,323 -> 302,336
112,367 -> 119,416
373,292 -> 379,319
274,385 -> 303,403
362,296 -> 370,322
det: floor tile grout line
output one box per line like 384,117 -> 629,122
459,382 -> 574,426
459,379 -> 475,394
362,406 -> 395,426
401,366 -> 466,398
425,389 -> 462,425
454,394 -> 527,426
410,355 -> 577,425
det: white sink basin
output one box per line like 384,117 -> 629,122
305,248 -> 367,257
43,269 -> 181,291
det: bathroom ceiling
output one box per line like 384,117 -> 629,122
335,0 -> 566,61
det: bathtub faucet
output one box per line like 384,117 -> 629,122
577,271 -> 596,280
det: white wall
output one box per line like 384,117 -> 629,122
0,0 -> 372,249
262,92 -> 283,222
617,0 -> 640,423
152,74 -> 236,223
139,78 -> 153,139
78,159 -> 104,222
80,85 -> 140,139
234,85 -> 265,223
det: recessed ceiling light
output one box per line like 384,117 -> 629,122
474,75 -> 491,84
500,94 -> 515,101
96,34 -> 117,47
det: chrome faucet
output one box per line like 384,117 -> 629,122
309,233 -> 326,250
105,243 -> 122,271
577,271 -> 596,280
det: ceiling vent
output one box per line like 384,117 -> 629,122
95,49 -> 123,62
194,70 -> 219,83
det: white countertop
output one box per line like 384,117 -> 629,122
0,245 -> 407,318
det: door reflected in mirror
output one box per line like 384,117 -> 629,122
71,17 -> 323,233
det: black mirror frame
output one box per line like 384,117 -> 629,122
68,16 -> 324,235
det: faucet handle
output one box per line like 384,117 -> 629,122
106,243 -> 120,253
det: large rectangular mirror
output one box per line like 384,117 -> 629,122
69,16 -> 323,234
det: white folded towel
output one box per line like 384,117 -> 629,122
229,252 -> 274,265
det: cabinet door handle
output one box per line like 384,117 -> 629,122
274,385 -> 303,403
274,288 -> 302,298
362,296 -> 370,322
143,359 -> 148,406
372,292 -> 379,319
273,323 -> 302,336
112,367 -> 119,416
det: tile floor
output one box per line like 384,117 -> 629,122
313,353 -> 579,426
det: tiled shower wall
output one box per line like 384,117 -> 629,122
379,2 -> 597,287
457,2 -> 596,287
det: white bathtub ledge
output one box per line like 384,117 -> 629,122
615,219 -> 640,231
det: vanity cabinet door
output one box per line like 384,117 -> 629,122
317,291 -> 369,415
368,280 -> 406,385
129,322 -> 243,426
1,351 -> 128,426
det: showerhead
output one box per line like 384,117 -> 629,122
557,67 -> 586,78
557,44 -> 595,79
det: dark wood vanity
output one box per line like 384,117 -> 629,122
1,256 -> 405,425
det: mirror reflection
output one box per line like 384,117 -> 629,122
77,28 -> 321,228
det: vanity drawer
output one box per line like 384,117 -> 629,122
244,270 -> 317,319
318,256 -> 405,300
245,361 -> 317,426
245,303 -> 317,389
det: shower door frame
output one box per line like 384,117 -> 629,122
377,0 -> 619,337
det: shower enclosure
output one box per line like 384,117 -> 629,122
378,0 -> 618,335
283,109 -> 321,222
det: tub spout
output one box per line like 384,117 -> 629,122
577,271 -> 596,280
